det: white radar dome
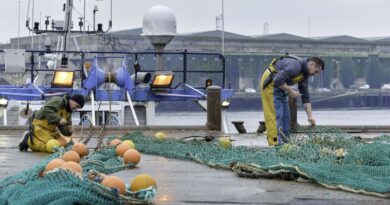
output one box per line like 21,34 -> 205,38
142,5 -> 177,36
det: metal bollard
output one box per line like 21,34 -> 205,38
289,96 -> 298,129
206,86 -> 221,131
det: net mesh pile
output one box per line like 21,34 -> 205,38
122,128 -> 390,197
1,128 -> 389,204
0,139 -> 154,205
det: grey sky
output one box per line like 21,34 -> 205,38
1,0 -> 390,43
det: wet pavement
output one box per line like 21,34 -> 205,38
0,130 -> 389,205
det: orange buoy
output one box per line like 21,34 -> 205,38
57,136 -> 68,147
62,151 -> 81,163
72,142 -> 89,157
44,158 -> 65,173
123,149 -> 141,165
60,161 -> 83,174
116,142 -> 132,156
109,139 -> 122,146
130,174 -> 157,192
101,176 -> 126,195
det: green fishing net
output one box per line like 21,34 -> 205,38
122,128 -> 390,198
1,127 -> 389,204
0,138 -> 156,205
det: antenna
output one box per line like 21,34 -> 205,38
308,16 -> 311,54
25,0 -> 112,35
17,0 -> 21,49
263,22 -> 269,35
31,0 -> 35,49
221,0 -> 225,55
216,15 -> 222,30
308,16 -> 311,39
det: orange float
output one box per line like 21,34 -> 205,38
72,142 -> 89,157
123,149 -> 141,165
101,176 -> 126,195
60,161 -> 83,174
62,151 -> 81,163
109,139 -> 122,146
116,142 -> 132,156
44,158 -> 65,173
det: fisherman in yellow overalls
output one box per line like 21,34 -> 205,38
260,55 -> 325,146
18,94 -> 85,152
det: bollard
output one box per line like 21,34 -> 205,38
206,86 -> 221,131
289,96 -> 298,129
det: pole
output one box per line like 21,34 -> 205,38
83,0 -> 86,51
3,109 -> 7,126
17,0 -> 21,49
126,91 -> 140,126
30,53 -> 34,83
308,16 -> 311,39
221,0 -> 225,55
90,93 -> 96,126
38,12 -> 42,69
183,50 -> 187,83
63,0 -> 73,51
221,110 -> 229,133
308,16 -> 311,54
27,0 -> 31,36
83,0 -> 86,32
93,9 -> 96,31
31,0 -> 35,49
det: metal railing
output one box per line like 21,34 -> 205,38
0,49 -> 227,89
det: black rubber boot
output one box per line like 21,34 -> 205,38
18,131 -> 30,151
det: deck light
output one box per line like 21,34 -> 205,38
51,70 -> 75,88
151,71 -> 174,88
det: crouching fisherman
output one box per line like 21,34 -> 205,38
18,94 -> 85,152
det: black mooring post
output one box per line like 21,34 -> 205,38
289,96 -> 298,129
206,86 -> 221,131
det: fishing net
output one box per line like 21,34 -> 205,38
0,139 -> 156,205
121,128 -> 390,198
1,127 -> 389,204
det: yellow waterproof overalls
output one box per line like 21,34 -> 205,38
260,58 -> 305,146
28,108 -> 70,152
